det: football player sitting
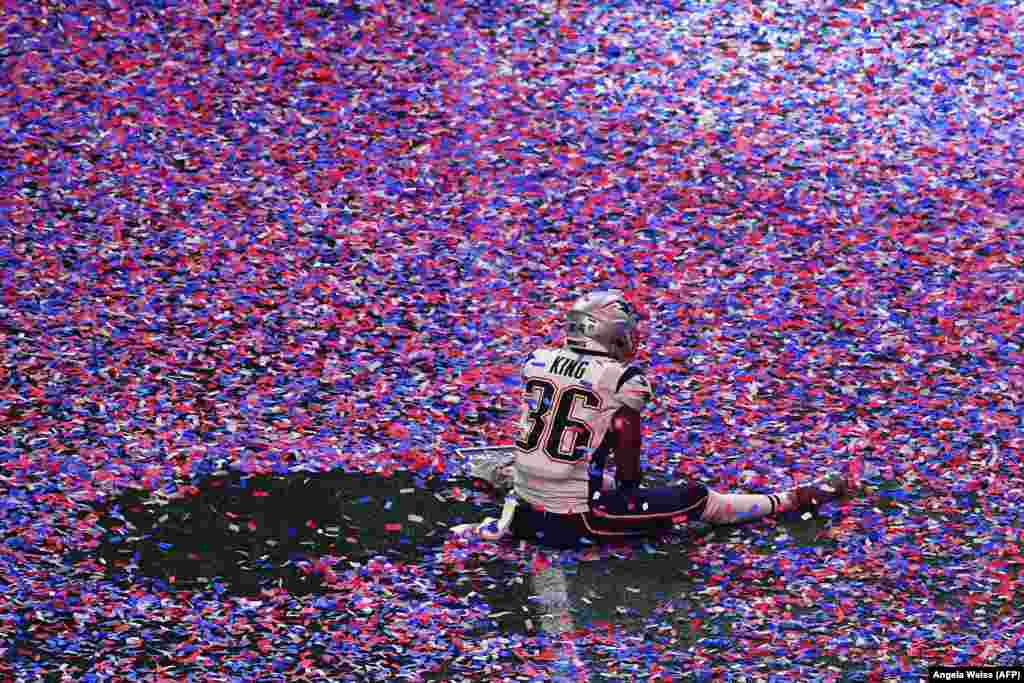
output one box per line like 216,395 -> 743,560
458,290 -> 849,547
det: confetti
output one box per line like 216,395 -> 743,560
2,0 -> 1023,680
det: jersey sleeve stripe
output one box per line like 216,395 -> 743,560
615,366 -> 644,394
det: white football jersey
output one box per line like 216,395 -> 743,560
512,346 -> 652,514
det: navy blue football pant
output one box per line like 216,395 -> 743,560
509,481 -> 710,549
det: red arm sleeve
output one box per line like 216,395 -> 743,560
610,406 -> 643,489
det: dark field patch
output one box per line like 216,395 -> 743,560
86,469 -> 499,595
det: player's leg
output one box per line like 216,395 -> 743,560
700,472 -> 850,524
457,463 -> 850,544
587,470 -> 850,532
502,482 -> 682,547
584,481 -> 709,537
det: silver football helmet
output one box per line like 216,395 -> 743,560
565,290 -> 641,361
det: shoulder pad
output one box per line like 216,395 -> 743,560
615,366 -> 645,394
614,366 -> 652,411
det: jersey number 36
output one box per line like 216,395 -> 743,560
515,378 -> 602,463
